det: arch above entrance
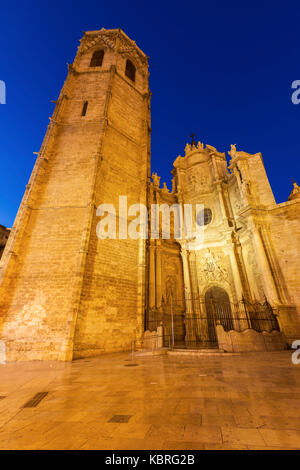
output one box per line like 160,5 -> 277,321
205,286 -> 234,333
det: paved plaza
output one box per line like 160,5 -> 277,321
0,350 -> 299,450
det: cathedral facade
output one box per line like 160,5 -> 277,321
0,28 -> 299,360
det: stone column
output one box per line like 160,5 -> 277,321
189,251 -> 199,311
180,243 -> 196,346
181,244 -> 193,314
191,251 -> 208,343
234,239 -> 251,299
250,221 -> 280,304
216,182 -> 228,223
155,241 -> 162,309
226,246 -> 244,330
149,241 -> 156,309
228,248 -> 243,301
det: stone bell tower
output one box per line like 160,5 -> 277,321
0,28 -> 151,360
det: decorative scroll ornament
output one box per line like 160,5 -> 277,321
187,167 -> 212,193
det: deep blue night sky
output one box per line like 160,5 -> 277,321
0,0 -> 299,227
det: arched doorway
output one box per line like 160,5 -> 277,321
165,277 -> 186,347
205,286 -> 234,342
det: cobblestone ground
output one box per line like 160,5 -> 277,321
0,350 -> 299,449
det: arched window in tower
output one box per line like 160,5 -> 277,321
125,59 -> 136,82
89,50 -> 104,67
81,101 -> 88,116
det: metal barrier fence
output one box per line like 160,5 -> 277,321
145,297 -> 280,350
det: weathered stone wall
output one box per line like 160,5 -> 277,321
0,29 -> 150,360
268,200 -> 300,317
73,35 -> 150,358
216,324 -> 287,352
228,148 -> 300,342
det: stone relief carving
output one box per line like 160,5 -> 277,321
231,183 -> 242,212
164,260 -> 178,274
187,167 -> 212,193
166,275 -> 177,302
187,172 -> 197,188
161,254 -> 184,308
231,178 -> 250,213
197,249 -> 229,283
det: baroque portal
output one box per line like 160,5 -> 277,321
146,139 -> 300,350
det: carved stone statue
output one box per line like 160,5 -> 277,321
162,182 -> 169,193
152,172 -> 160,188
228,144 -> 237,159
288,181 -> 300,201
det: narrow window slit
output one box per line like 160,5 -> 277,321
82,101 -> 88,116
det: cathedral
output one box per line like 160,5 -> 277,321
0,28 -> 299,360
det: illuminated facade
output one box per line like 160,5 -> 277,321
0,28 -> 299,360
147,143 -> 300,350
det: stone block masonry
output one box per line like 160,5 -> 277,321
0,29 -> 150,360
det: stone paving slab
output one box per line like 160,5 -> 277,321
0,350 -> 299,450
